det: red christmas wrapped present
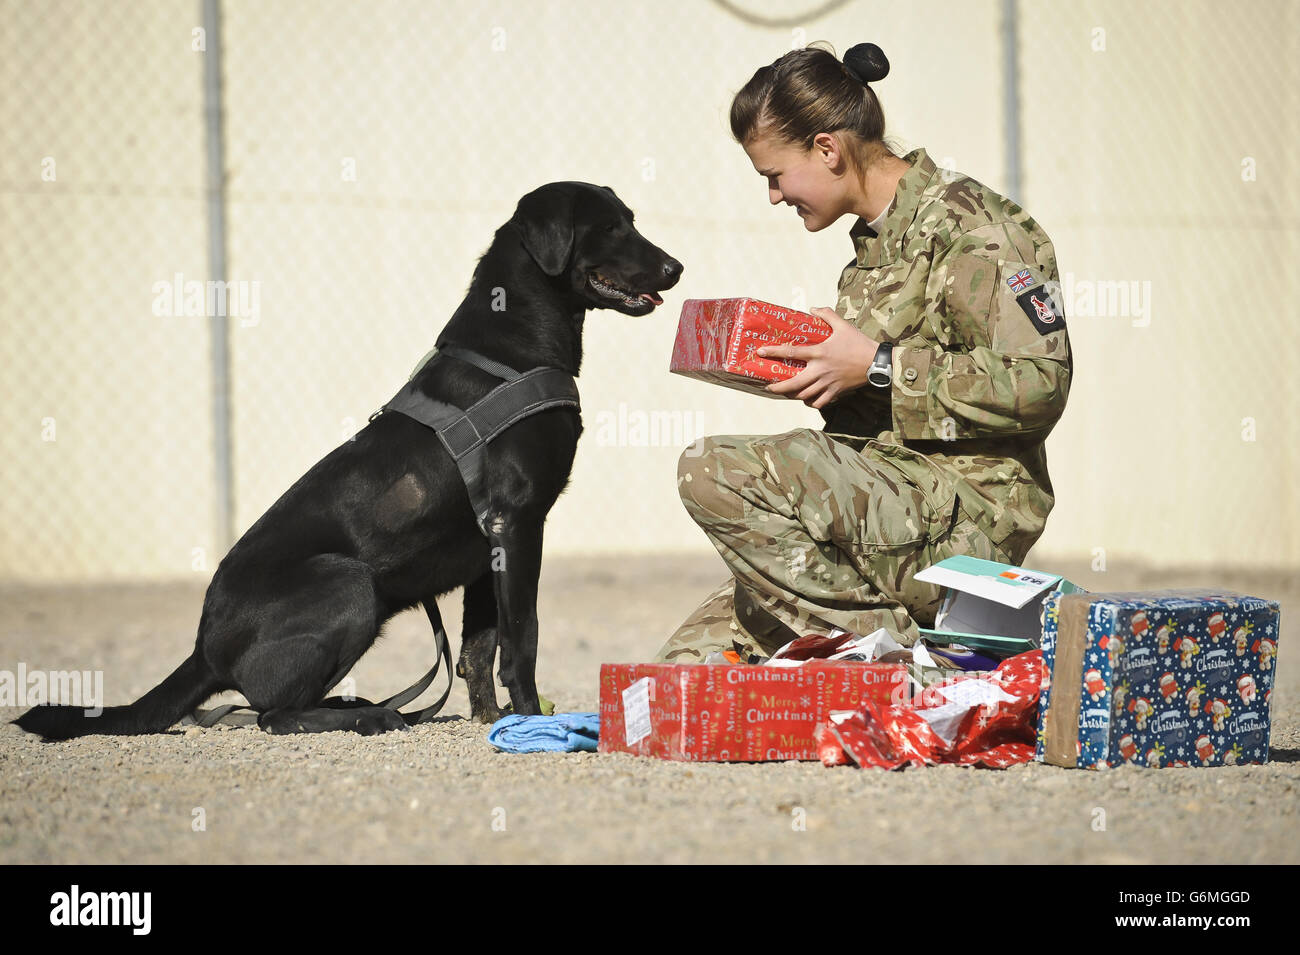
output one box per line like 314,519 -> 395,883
669,298 -> 831,398
599,661 -> 909,762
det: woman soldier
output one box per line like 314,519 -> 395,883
654,41 -> 1072,663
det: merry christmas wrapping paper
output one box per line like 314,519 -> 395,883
1036,589 -> 1280,769
669,298 -> 831,398
599,661 -> 908,762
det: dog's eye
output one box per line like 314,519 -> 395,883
605,223 -> 620,234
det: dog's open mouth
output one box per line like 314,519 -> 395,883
588,272 -> 663,308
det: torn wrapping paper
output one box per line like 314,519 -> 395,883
669,298 -> 831,398
765,626 -> 974,690
765,626 -> 902,664
814,650 -> 1045,769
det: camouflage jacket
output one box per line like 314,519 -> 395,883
821,146 -> 1072,563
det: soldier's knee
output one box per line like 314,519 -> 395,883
677,436 -> 721,505
677,435 -> 754,523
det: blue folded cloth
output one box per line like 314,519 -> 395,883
487,712 -> 600,753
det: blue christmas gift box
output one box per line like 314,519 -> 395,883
1036,589 -> 1279,769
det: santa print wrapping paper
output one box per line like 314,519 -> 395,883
1035,589 -> 1280,769
598,662 -> 908,762
669,298 -> 831,398
813,650 -> 1045,770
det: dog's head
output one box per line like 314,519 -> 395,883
510,181 -> 683,316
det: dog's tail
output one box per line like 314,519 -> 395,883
11,651 -> 221,741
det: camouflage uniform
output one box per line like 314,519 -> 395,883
655,145 -> 1072,662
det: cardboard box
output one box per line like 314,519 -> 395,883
1035,589 -> 1280,769
598,661 -> 908,762
669,298 -> 830,398
913,555 -> 1084,657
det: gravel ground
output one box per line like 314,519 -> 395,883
1,553 -> 1296,865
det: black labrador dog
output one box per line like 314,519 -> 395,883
16,181 -> 682,739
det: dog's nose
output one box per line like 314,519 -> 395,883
662,258 -> 684,284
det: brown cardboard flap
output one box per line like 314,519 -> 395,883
1043,593 -> 1099,767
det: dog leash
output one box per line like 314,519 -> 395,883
385,600 -> 455,725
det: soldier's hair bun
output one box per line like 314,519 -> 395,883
843,43 -> 889,84
731,40 -> 896,157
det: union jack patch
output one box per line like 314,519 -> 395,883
1006,268 -> 1035,293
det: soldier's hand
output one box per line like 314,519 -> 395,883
757,307 -> 881,410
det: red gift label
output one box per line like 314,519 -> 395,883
599,661 -> 909,762
669,298 -> 832,398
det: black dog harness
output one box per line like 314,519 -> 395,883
374,344 -> 582,535
187,345 -> 581,730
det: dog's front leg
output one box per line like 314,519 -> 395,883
459,571 -> 505,723
489,516 -> 545,716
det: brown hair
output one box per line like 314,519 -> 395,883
729,42 -> 900,179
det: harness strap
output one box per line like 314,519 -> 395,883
436,343 -> 524,381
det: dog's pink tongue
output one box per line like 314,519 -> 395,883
640,292 -> 664,305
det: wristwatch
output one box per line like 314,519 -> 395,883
867,342 -> 893,388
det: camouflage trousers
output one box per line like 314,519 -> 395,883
653,428 -> 1018,663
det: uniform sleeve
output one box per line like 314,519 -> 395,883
889,224 -> 1071,439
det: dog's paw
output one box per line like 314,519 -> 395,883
470,704 -> 509,725
352,708 -> 410,736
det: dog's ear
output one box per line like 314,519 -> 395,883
512,184 -> 576,277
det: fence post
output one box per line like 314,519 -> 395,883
202,0 -> 234,554
1001,0 -> 1023,205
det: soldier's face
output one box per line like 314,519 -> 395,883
743,132 -> 853,232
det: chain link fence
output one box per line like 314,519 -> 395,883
2,0 -> 1296,582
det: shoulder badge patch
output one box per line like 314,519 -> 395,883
1016,285 -> 1066,335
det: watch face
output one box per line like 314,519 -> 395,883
869,347 -> 891,386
